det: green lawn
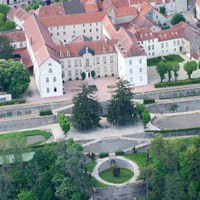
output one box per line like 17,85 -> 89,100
124,152 -> 147,169
0,130 -> 52,141
147,55 -> 184,66
84,161 -> 97,172
99,168 -> 134,184
94,179 -> 108,187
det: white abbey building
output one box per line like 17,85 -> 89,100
3,0 -> 200,97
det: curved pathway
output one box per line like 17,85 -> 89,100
92,156 -> 140,186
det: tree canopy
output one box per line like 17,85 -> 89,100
156,61 -> 168,82
183,60 -> 197,79
107,79 -> 137,125
145,137 -> 200,200
0,36 -> 13,60
171,13 -> 186,25
72,83 -> 102,131
0,59 -> 30,96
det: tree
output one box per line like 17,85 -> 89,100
166,62 -> 173,82
0,36 -> 13,60
32,3 -> 40,10
18,191 -> 38,200
159,6 -> 166,14
107,79 -> 137,125
142,110 -> 151,128
171,62 -> 180,81
72,83 -> 102,131
171,13 -> 186,25
91,70 -> 95,78
7,60 -> 30,96
183,60 -> 197,79
156,61 -> 168,82
0,13 -> 15,31
0,4 -> 10,17
81,72 -> 86,80
58,112 -> 70,136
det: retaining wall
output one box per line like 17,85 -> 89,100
92,181 -> 146,200
0,115 -> 57,133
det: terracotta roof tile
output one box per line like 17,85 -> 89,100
0,30 -> 26,42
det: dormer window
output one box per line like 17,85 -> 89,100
109,45 -> 113,53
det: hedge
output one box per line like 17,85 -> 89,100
155,78 -> 200,88
145,127 -> 200,134
0,99 -> 26,106
143,98 -> 155,104
115,150 -> 125,156
99,152 -> 109,158
39,109 -> 53,116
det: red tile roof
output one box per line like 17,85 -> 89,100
0,30 -> 26,42
192,50 -> 200,60
23,16 -> 59,66
55,38 -> 117,58
114,6 -> 138,17
39,11 -> 105,27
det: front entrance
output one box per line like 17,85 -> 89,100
86,71 -> 91,79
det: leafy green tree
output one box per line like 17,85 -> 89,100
32,3 -> 40,10
171,62 -> 180,81
58,112 -> 70,136
159,6 -> 166,14
72,83 -> 102,130
0,36 -> 13,60
183,60 -> 197,79
142,110 -> 151,128
166,62 -> 173,82
107,79 -> 137,125
0,13 -> 15,31
91,70 -> 95,78
25,4 -> 31,12
171,13 -> 186,25
156,61 -> 168,82
81,72 -> 86,80
18,191 -> 38,200
0,4 -> 10,17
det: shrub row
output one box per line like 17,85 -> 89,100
39,109 -> 53,116
155,78 -> 200,88
0,99 -> 26,106
115,150 -> 125,156
143,98 -> 155,104
99,152 -> 109,158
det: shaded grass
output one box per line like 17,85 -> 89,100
84,161 -> 97,172
0,130 -> 52,141
147,55 -> 184,66
94,179 -> 108,187
99,168 -> 134,184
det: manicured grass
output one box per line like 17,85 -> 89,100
147,54 -> 184,66
0,130 -> 52,141
155,78 -> 200,88
94,179 -> 108,187
124,152 -> 147,169
99,168 -> 134,184
84,161 -> 97,172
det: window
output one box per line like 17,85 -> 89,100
111,66 -> 114,73
148,45 -> 151,50
47,87 -> 50,93
54,87 -> 57,92
20,43 -> 23,48
46,77 -> 49,83
177,40 -> 180,45
90,29 -> 92,32
57,32 -> 60,36
49,68 -> 52,73
74,59 -> 78,67
68,70 -> 71,77
129,60 -> 132,65
79,59 -> 82,67
51,33 -> 53,36
83,30 -> 85,33
130,69 -> 133,74
161,43 -> 164,48
110,56 -> 113,63
173,40 -> 176,46
139,59 -> 142,64
104,66 -> 107,73
75,70 -> 78,76
86,59 -> 89,66
68,60 -> 71,67
140,68 -> 142,73
103,56 -> 106,64
96,57 -> 100,64
152,45 -> 154,50
48,63 -> 52,66
53,77 -> 56,82
96,28 -> 98,31
63,32 -> 66,35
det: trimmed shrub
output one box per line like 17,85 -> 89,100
155,78 -> 200,88
99,152 -> 109,158
91,70 -> 95,78
0,99 -> 26,106
143,98 -> 155,104
115,150 -> 125,156
39,109 -> 53,116
58,112 -> 70,135
112,166 -> 120,177
81,72 -> 86,80
76,77 -> 79,80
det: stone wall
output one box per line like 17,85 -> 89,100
147,99 -> 200,113
0,115 -> 57,133
0,102 -> 69,118
135,87 -> 200,99
92,181 -> 146,200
